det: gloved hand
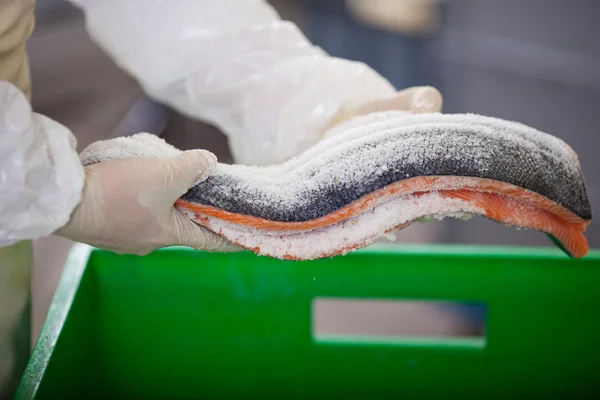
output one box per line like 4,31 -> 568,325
56,143 -> 236,256
322,86 -> 443,137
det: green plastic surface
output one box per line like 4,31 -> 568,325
15,244 -> 600,399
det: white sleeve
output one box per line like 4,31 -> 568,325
70,0 -> 396,166
0,81 -> 84,246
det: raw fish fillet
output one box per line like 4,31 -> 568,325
80,112 -> 592,260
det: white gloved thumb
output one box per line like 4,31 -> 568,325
157,150 -> 235,252
138,149 -> 216,219
160,150 -> 218,201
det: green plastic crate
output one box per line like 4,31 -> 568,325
15,244 -> 600,399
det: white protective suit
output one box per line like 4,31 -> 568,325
0,0 -> 441,395
1,0 -> 408,248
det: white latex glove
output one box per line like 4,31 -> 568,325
68,0 -> 442,166
322,86 -> 443,138
56,136 -> 236,256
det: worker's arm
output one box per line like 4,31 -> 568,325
69,0 -> 441,166
0,0 -> 85,247
0,81 -> 84,247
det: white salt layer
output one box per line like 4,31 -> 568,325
181,191 -> 485,260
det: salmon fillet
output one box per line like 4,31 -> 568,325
177,180 -> 589,260
79,112 -> 592,260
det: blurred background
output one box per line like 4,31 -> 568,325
29,0 -> 600,346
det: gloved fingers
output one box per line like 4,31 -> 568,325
350,86 -> 443,116
218,242 -> 244,253
395,86 -> 443,114
323,86 -> 443,136
170,210 -> 241,252
162,149 -> 218,199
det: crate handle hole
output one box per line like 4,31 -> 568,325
311,298 -> 486,348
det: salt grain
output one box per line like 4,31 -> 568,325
385,232 -> 397,242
